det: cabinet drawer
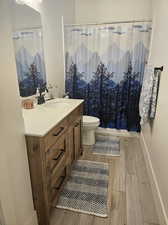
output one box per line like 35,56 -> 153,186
49,168 -> 66,206
46,136 -> 66,164
46,135 -> 67,186
50,153 -> 67,187
44,118 -> 68,151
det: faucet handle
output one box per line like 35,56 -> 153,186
45,86 -> 49,93
63,92 -> 69,98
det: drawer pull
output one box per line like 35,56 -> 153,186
54,176 -> 65,190
52,149 -> 65,161
53,127 -> 64,136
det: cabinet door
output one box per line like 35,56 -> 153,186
74,119 -> 82,159
67,127 -> 75,165
65,127 -> 74,177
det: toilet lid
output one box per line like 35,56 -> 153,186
83,116 -> 100,125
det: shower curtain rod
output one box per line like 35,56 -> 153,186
65,19 -> 152,27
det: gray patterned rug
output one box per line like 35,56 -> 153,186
56,160 -> 109,217
92,135 -> 120,156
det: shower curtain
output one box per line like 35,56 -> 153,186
13,29 -> 46,97
65,22 -> 152,131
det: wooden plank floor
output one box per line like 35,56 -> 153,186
50,137 -> 160,225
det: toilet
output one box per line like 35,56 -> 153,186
82,116 -> 100,145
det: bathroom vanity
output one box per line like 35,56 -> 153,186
23,99 -> 84,225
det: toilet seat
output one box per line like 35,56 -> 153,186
83,116 -> 100,126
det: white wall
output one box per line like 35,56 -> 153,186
142,0 -> 168,223
0,1 -> 38,225
23,0 -> 41,13
11,2 -> 41,31
40,0 -> 76,97
75,0 -> 152,24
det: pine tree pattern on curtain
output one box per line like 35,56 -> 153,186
13,29 -> 46,97
65,23 -> 152,131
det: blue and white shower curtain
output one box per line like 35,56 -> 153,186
65,22 -> 152,131
13,29 -> 46,97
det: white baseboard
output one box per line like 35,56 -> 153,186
140,132 -> 168,225
96,127 -> 139,138
24,211 -> 38,225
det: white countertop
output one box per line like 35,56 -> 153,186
22,98 -> 84,137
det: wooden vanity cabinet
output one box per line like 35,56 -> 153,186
25,103 -> 83,225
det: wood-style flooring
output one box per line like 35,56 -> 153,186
50,137 -> 160,225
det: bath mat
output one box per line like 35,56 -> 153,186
92,135 -> 120,156
56,160 -> 109,217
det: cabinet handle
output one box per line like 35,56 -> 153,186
53,127 -> 64,136
52,149 -> 65,161
54,176 -> 65,190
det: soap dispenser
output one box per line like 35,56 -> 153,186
63,92 -> 69,99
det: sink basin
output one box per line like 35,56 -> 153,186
43,101 -> 70,109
